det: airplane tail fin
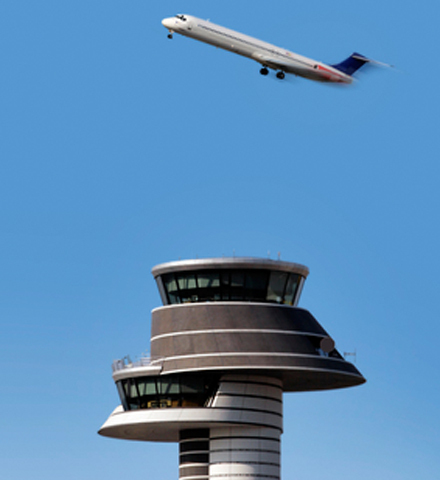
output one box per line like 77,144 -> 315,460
331,52 -> 370,76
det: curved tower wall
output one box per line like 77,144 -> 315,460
179,375 -> 282,480
150,302 -> 362,390
99,258 -> 365,480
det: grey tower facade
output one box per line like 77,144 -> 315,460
99,257 -> 365,480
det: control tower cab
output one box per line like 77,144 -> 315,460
99,258 -> 365,480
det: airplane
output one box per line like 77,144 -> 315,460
161,14 -> 375,84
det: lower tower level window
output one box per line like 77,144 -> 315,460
116,374 -> 219,411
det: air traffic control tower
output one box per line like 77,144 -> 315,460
99,257 -> 365,480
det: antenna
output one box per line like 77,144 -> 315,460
343,349 -> 357,363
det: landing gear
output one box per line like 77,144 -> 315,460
260,67 -> 269,76
276,71 -> 285,80
167,33 -> 173,39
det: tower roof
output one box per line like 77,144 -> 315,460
152,257 -> 310,278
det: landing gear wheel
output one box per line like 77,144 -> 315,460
276,71 -> 285,80
167,33 -> 173,39
260,67 -> 269,76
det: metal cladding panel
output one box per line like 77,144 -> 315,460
209,463 -> 280,476
152,257 -> 309,278
151,303 -> 327,338
217,382 -> 281,399
211,438 -> 279,451
210,450 -> 280,464
209,460 -> 280,479
212,375 -> 282,416
213,397 -> 282,415
179,465 -> 209,480
209,425 -> 281,480
98,407 -> 283,442
151,355 -> 364,391
210,425 -> 280,441
152,332 -> 319,357
149,303 -> 365,391
179,429 -> 210,480
220,374 -> 282,387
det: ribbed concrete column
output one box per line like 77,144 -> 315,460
209,375 -> 282,480
179,429 -> 210,480
210,426 -> 281,480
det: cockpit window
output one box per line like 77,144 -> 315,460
175,15 -> 187,21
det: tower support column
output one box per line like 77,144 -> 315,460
180,429 -> 210,480
209,426 -> 281,480
208,374 -> 282,480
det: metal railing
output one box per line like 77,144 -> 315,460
111,355 -> 159,373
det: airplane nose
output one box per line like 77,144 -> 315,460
161,18 -> 174,29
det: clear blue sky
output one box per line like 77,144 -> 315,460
1,1 -> 439,479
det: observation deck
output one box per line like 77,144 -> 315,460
150,258 -> 363,391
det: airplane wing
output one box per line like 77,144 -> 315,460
251,53 -> 295,72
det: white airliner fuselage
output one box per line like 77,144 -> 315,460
162,14 -> 371,84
